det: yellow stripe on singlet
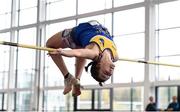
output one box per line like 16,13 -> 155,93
90,35 -> 118,61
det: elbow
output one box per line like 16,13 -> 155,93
74,52 -> 82,58
73,50 -> 85,58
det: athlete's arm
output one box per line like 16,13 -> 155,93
62,48 -> 98,59
49,48 -> 98,60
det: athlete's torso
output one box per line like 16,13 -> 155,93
71,22 -> 112,46
71,21 -> 118,61
90,35 -> 118,62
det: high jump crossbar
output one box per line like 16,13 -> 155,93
1,40 -> 180,68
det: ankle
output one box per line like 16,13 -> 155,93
64,72 -> 70,79
75,77 -> 80,81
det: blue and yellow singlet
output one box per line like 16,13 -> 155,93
90,35 -> 118,61
71,22 -> 118,61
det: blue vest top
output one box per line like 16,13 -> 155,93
71,22 -> 113,47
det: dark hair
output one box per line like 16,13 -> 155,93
85,60 -> 104,86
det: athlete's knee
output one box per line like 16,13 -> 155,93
46,38 -> 53,48
46,32 -> 61,48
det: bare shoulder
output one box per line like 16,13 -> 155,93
85,43 -> 99,51
85,43 -> 100,59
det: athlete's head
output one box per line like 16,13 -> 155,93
85,51 -> 115,86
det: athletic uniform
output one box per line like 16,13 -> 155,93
61,20 -> 118,61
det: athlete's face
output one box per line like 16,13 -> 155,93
98,60 -> 115,81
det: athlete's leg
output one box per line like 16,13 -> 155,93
46,31 -> 77,94
75,57 -> 87,80
46,32 -> 69,76
72,57 -> 86,97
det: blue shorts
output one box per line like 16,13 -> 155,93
70,21 -> 112,47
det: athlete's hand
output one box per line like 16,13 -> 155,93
47,48 -> 62,55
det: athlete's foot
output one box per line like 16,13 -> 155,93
63,74 -> 77,95
72,79 -> 81,97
